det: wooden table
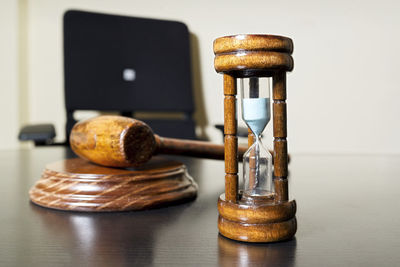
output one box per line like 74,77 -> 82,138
1,147 -> 399,266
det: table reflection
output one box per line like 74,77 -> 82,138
29,202 -> 188,265
218,234 -> 296,266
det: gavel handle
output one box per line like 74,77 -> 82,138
155,135 -> 249,161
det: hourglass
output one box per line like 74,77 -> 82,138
214,34 -> 297,242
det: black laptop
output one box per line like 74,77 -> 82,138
64,10 -> 193,112
63,10 -> 196,139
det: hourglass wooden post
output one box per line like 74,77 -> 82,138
223,75 -> 239,202
273,72 -> 289,202
214,34 -> 297,243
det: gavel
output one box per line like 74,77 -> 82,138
70,115 -> 249,168
70,115 -> 286,168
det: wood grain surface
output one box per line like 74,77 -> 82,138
213,34 -> 293,54
223,74 -> 239,202
218,195 -> 296,224
70,115 -> 156,167
29,157 -> 197,212
214,34 -> 294,77
273,72 -> 289,202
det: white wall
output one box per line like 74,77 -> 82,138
2,0 -> 400,154
0,0 -> 19,150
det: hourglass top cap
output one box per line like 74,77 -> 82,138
213,34 -> 294,76
213,34 -> 293,54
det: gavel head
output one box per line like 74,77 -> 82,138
70,115 -> 157,168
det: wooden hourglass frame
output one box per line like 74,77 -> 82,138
214,34 -> 297,242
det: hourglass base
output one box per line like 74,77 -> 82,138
217,193 -> 297,243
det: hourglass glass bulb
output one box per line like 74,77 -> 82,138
240,77 -> 274,198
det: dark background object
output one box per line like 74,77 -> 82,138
19,10 -> 196,146
64,10 -> 195,139
18,124 -> 56,146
